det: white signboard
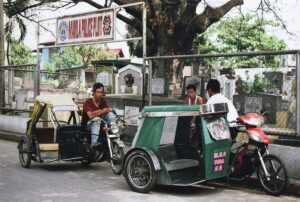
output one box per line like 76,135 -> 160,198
124,106 -> 140,126
96,71 -> 111,86
56,9 -> 115,45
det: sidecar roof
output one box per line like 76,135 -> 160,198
142,103 -> 228,117
35,95 -> 78,112
142,105 -> 201,117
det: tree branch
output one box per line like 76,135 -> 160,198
191,0 -> 244,34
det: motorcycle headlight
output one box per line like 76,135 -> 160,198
109,122 -> 119,134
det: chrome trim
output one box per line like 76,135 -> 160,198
258,149 -> 270,180
200,103 -> 229,115
143,111 -> 200,117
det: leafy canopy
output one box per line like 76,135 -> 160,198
45,45 -> 116,72
196,14 -> 287,68
10,39 -> 32,65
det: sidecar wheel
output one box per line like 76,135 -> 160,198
110,142 -> 124,174
18,136 -> 32,168
257,154 -> 289,196
124,150 -> 156,193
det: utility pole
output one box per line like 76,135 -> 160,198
0,0 -> 5,108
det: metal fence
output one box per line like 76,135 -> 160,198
1,50 -> 300,137
146,50 -> 300,136
0,64 -> 81,112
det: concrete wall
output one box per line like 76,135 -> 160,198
269,144 -> 300,180
0,115 -> 30,134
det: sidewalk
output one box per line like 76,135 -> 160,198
1,130 -> 300,196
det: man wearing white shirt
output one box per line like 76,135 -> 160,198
206,79 -> 239,139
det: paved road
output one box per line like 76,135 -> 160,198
0,139 -> 299,202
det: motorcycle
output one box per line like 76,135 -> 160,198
82,112 -> 126,174
228,112 -> 289,196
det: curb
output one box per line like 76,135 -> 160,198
208,175 -> 300,196
0,131 -> 22,142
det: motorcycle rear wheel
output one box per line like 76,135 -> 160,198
110,142 -> 124,174
257,154 -> 289,196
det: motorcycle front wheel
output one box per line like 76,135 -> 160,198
257,154 -> 289,196
110,141 -> 125,174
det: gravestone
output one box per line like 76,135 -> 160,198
115,64 -> 143,95
96,71 -> 113,93
223,79 -> 236,101
264,72 -> 284,94
233,93 -> 281,124
96,71 -> 112,86
16,90 -> 28,109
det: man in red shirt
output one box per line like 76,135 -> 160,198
81,82 -> 115,147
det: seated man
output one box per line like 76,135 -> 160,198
184,84 -> 206,145
206,79 -> 239,139
81,82 -> 116,147
184,84 -> 206,105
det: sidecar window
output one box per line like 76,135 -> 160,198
159,116 -> 178,145
34,106 -> 56,143
174,116 -> 194,145
54,111 -> 79,125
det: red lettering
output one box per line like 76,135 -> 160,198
214,165 -> 223,172
214,152 -> 226,158
69,20 -> 79,39
214,159 -> 224,165
88,18 -> 93,37
82,19 -> 87,37
93,17 -> 97,37
98,16 -> 102,36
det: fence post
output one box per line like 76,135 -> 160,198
296,52 -> 300,136
34,22 -> 41,98
142,2 -> 147,107
149,60 -> 152,106
8,69 -> 13,105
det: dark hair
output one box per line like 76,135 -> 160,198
186,84 -> 196,91
92,82 -> 104,93
206,79 -> 220,93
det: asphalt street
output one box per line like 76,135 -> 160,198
0,139 -> 299,202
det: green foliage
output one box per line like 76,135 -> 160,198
10,39 -> 32,65
47,45 -> 116,70
250,74 -> 267,93
196,14 -> 287,68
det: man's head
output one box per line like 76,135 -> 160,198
92,82 -> 105,101
206,79 -> 220,97
186,84 -> 197,99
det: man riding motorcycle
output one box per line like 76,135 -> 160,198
81,82 -> 116,148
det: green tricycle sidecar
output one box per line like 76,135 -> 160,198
123,103 -> 232,193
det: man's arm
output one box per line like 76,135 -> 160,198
87,108 -> 112,120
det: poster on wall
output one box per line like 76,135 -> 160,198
56,9 -> 115,45
124,106 -> 140,126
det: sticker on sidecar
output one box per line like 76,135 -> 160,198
207,117 -> 231,140
213,151 -> 226,172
